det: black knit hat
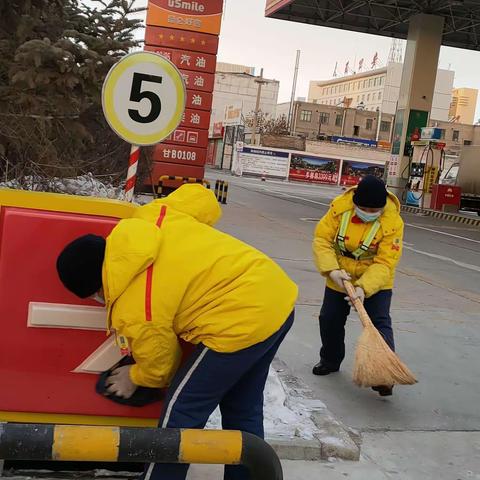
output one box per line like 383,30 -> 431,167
56,234 -> 106,298
353,175 -> 387,209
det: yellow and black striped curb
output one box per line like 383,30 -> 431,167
401,205 -> 480,227
157,176 -> 210,197
0,424 -> 282,480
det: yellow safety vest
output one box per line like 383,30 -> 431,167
336,210 -> 381,260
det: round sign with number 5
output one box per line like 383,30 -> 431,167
102,51 -> 186,146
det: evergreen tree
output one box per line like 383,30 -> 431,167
0,0 -> 151,187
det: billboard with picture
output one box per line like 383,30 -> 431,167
340,161 -> 385,186
289,154 -> 340,184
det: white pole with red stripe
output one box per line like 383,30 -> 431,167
125,144 -> 140,202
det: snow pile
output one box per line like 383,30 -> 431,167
0,173 -> 127,200
206,367 -> 318,440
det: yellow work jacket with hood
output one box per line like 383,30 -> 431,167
313,187 -> 404,297
102,184 -> 298,388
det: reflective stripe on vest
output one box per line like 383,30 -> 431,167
336,210 -> 381,260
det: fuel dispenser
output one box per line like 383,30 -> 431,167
405,127 -> 446,208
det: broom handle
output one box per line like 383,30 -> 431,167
343,280 -> 374,329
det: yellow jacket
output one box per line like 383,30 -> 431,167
102,184 -> 298,388
312,188 -> 403,297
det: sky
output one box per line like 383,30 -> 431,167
134,0 -> 480,120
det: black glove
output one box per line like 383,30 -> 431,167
96,355 -> 164,407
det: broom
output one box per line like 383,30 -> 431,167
344,281 -> 417,388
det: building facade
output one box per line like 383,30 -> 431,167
449,88 -> 479,124
428,119 -> 480,155
308,62 -> 455,121
280,101 -> 395,143
209,63 -> 280,135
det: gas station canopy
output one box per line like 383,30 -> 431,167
265,0 -> 480,51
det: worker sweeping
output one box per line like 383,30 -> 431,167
312,175 -> 404,397
56,183 -> 298,480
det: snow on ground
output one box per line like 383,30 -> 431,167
0,174 -> 126,200
206,367 -> 318,440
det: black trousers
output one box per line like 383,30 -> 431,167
319,287 -> 395,368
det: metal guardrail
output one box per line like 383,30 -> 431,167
0,423 -> 283,480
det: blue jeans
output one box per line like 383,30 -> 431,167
319,287 -> 394,368
142,311 -> 294,480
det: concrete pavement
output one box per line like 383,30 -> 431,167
204,172 -> 480,478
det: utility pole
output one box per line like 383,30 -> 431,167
252,68 -> 267,146
375,107 -> 382,141
288,50 -> 301,134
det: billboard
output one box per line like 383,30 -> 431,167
224,103 -> 243,126
147,0 -> 223,36
331,136 -> 377,148
144,0 -> 223,181
239,147 -> 290,179
289,154 -> 340,184
340,161 -> 385,186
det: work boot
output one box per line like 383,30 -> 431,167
372,385 -> 393,397
312,362 -> 340,376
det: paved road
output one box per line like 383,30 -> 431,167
209,172 -> 480,478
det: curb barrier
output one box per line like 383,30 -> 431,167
157,176 -> 210,198
401,205 -> 480,226
0,423 -> 283,480
215,180 -> 229,204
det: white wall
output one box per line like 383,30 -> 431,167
432,69 -> 455,121
382,62 -> 454,121
382,62 -> 403,115
209,73 -> 280,134
276,102 -> 290,119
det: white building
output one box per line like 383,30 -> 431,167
209,63 -> 280,135
308,62 -> 454,121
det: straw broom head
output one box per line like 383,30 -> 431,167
344,281 -> 417,388
353,323 -> 417,387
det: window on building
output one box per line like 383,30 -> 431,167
353,125 -> 360,136
335,113 -> 343,126
374,78 -> 377,87
366,119 -> 373,130
313,99 -> 318,104
357,95 -> 360,102
452,130 -> 460,141
380,120 -> 391,132
464,140 -> 472,145
363,80 -> 367,88
369,79 -> 372,87
362,94 -> 365,101
300,110 -> 312,122
378,92 -> 382,100
367,94 -> 370,101
319,112 -> 330,124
